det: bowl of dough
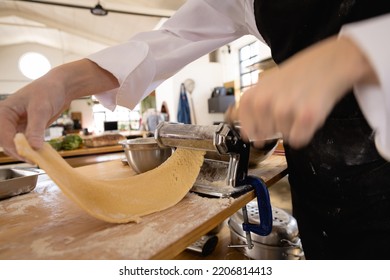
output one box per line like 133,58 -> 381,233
120,137 -> 173,174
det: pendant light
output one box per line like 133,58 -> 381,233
90,1 -> 108,16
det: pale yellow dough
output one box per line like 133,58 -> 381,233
14,133 -> 205,223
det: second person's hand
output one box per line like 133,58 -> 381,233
238,35 -> 378,149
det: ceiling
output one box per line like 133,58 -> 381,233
0,0 -> 187,56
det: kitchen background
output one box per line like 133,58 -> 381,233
0,1 -> 299,260
0,0 -> 272,136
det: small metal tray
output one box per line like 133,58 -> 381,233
0,168 -> 41,200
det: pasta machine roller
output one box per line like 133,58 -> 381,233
155,122 -> 272,240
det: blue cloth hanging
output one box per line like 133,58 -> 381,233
177,83 -> 191,124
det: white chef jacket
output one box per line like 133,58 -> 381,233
87,0 -> 390,160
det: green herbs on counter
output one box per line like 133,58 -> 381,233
48,134 -> 83,151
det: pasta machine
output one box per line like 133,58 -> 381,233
155,122 -> 273,242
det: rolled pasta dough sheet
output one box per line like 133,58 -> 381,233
14,133 -> 205,223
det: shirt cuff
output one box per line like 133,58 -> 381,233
87,40 -> 156,110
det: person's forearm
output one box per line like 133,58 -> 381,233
337,36 -> 378,86
48,58 -> 119,103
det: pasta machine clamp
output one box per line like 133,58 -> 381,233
155,122 -> 273,240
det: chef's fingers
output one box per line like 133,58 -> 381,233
288,97 -> 329,148
238,99 -> 260,142
251,139 -> 266,149
237,90 -> 257,141
1,128 -> 20,161
253,99 -> 275,141
224,104 -> 238,124
0,102 -> 27,161
24,99 -> 56,150
241,86 -> 281,143
288,110 -> 316,148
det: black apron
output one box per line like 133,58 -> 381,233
253,0 -> 390,259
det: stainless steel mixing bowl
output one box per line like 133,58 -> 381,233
120,137 -> 172,173
249,139 -> 279,166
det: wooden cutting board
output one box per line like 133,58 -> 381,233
0,155 -> 287,260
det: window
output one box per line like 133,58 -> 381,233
92,102 -> 141,133
18,52 -> 51,80
239,41 -> 261,92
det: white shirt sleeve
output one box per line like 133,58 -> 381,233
87,0 -> 252,111
340,14 -> 390,161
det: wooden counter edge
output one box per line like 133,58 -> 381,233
150,191 -> 257,259
0,145 -> 124,164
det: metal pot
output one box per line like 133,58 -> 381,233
228,201 -> 304,260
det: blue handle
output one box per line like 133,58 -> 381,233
242,176 -> 273,236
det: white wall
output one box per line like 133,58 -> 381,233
0,43 -> 78,93
155,55 -> 225,125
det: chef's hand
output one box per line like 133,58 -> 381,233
0,73 -> 69,161
238,35 -> 378,149
0,59 -> 119,160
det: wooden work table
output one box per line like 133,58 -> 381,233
0,154 -> 287,260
